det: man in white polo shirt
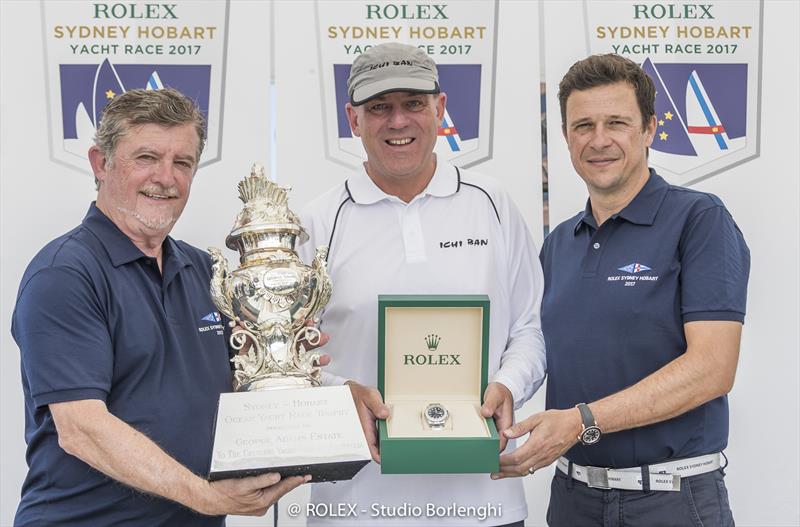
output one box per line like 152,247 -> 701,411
299,43 -> 546,526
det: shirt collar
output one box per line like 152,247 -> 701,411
162,237 -> 192,284
346,157 -> 458,204
82,202 -> 191,271
573,200 -> 597,234
573,168 -> 669,234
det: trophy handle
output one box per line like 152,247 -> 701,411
208,246 -> 237,322
294,326 -> 322,384
308,246 -> 332,320
230,325 -> 265,389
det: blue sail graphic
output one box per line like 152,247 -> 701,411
643,58 -> 696,157
92,59 -> 126,127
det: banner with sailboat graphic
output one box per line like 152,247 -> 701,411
583,0 -> 762,185
316,0 -> 498,170
42,0 -> 229,175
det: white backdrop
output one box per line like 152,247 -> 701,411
1,1 -> 798,526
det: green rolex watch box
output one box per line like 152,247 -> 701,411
377,295 -> 499,474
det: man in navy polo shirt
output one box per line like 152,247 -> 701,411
11,88 -> 307,526
495,54 -> 749,525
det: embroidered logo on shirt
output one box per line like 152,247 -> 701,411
617,263 -> 652,274
438,238 -> 489,249
198,311 -> 224,334
200,311 -> 222,323
608,263 -> 659,287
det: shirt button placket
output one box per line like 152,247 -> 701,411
402,201 -> 427,263
583,224 -> 614,277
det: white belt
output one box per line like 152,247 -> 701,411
556,453 -> 722,492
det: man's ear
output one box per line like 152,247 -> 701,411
643,114 -> 657,147
434,92 -> 447,122
345,102 -> 362,138
88,146 -> 109,184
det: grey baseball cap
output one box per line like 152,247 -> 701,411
347,43 -> 440,106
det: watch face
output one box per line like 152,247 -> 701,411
424,403 -> 449,427
427,406 -> 446,420
580,426 -> 602,445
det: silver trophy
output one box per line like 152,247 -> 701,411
207,164 -> 369,482
208,163 -> 332,392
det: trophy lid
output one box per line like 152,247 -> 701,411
225,163 -> 309,253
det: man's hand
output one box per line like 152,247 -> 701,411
492,408 -> 582,479
480,382 -> 515,452
296,320 -> 331,351
346,381 -> 389,463
50,400 -> 310,516
197,473 -> 309,517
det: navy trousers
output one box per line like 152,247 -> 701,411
547,468 -> 734,527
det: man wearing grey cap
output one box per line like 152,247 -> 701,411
299,43 -> 546,525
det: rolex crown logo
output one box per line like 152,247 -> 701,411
425,334 -> 441,352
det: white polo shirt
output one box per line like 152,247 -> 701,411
299,162 -> 546,526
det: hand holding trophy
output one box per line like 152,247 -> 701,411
207,164 -> 370,482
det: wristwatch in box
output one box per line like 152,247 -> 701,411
423,403 -> 449,430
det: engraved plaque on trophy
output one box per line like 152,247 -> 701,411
207,164 -> 370,482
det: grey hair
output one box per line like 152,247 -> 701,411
93,88 -> 206,186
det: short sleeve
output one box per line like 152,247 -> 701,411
13,266 -> 114,407
680,205 -> 750,323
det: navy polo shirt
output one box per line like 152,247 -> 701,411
540,170 -> 749,469
12,203 -> 231,526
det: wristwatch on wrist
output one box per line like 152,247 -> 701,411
575,403 -> 602,445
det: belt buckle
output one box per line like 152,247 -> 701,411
586,466 -> 611,489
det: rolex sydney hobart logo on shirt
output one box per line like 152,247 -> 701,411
607,262 -> 659,287
198,311 -> 224,335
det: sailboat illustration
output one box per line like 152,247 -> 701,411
438,108 -> 463,152
145,70 -> 164,90
642,57 -> 747,172
63,60 -> 172,158
55,56 -> 212,172
685,70 -> 731,155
